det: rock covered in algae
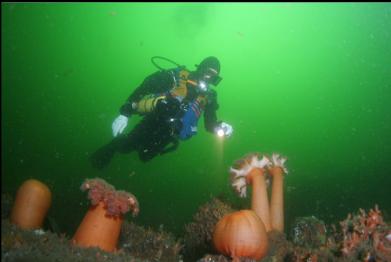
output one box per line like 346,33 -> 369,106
290,216 -> 327,249
119,220 -> 183,262
183,197 -> 235,261
1,219 -> 145,262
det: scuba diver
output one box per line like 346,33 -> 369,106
90,56 -> 233,169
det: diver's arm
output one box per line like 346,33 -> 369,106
204,90 -> 222,133
204,90 -> 234,138
120,70 -> 174,117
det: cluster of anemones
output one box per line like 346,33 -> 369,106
340,205 -> 391,260
81,178 -> 139,217
212,152 -> 289,262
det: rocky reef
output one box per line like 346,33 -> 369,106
197,205 -> 391,262
1,193 -> 183,262
2,192 -> 390,262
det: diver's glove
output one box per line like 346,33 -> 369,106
214,122 -> 233,138
112,114 -> 128,137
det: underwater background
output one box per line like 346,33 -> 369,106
2,2 -> 391,239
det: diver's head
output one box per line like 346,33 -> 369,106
195,56 -> 222,88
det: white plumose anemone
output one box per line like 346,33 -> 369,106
271,153 -> 289,174
230,153 -> 289,198
230,154 -> 271,198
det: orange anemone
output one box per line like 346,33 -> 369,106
213,210 -> 268,262
11,179 -> 52,230
72,178 -> 139,252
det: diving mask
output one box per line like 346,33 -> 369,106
187,66 -> 222,92
202,67 -> 222,86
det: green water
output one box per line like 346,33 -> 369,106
2,3 -> 391,237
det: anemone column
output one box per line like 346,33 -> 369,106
269,166 -> 284,232
247,167 -> 272,232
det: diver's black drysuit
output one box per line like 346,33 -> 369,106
90,68 -> 221,169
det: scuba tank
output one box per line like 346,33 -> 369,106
133,56 -> 186,114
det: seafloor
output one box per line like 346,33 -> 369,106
1,193 -> 390,262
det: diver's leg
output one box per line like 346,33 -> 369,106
138,150 -> 156,162
90,134 -> 135,170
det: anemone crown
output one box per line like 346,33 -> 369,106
81,178 -> 139,217
230,153 -> 288,198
